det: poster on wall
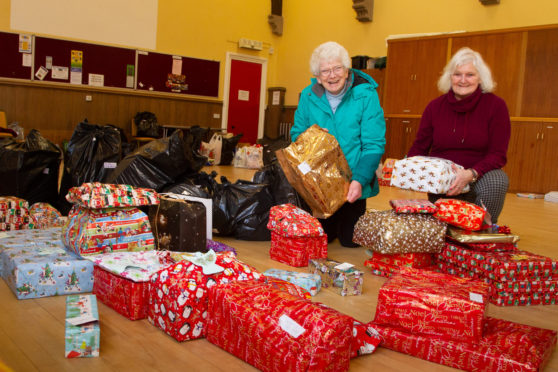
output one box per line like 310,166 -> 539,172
18,34 -> 32,53
70,49 -> 83,85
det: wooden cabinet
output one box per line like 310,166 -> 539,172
383,38 -> 448,115
504,121 -> 558,194
361,68 -> 385,106
384,117 -> 419,159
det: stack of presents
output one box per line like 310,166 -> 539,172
0,125 -> 556,371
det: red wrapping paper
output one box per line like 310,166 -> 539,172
389,199 -> 437,214
434,198 -> 486,231
373,317 -> 557,372
440,243 -> 558,281
148,252 -> 262,341
368,252 -> 433,268
374,267 -> 489,343
262,276 -> 311,300
364,259 -> 400,277
93,266 -> 149,320
351,320 -> 381,358
269,231 -> 327,267
205,280 -> 353,372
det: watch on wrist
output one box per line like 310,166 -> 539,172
469,168 -> 478,183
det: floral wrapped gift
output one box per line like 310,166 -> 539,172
373,317 -> 557,372
148,251 -> 262,342
390,156 -> 470,194
275,125 -> 351,219
353,209 -> 447,254
205,280 -> 354,372
374,267 -> 489,343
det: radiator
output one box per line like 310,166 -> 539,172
279,122 -> 292,141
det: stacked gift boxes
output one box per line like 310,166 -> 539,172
355,200 -> 442,277
263,268 -> 321,296
437,242 -> 558,306
267,204 -> 327,267
62,183 -> 159,257
372,268 -> 557,371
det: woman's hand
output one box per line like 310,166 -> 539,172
447,165 -> 474,196
346,180 -> 362,203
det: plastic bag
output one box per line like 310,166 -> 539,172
252,161 -> 307,209
257,135 -> 290,166
8,122 -> 24,141
134,111 -> 160,138
219,133 -> 242,165
233,145 -> 263,169
208,132 -> 223,164
0,129 -> 61,206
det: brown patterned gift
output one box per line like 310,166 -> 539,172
374,267 -> 489,343
148,194 -> 208,253
373,317 -> 557,372
275,124 -> 351,218
353,209 -> 447,254
390,156 -> 470,194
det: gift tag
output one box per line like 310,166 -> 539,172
279,314 -> 305,338
469,292 -> 484,303
334,262 -> 354,271
298,161 -> 311,175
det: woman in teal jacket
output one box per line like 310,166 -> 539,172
291,41 -> 386,247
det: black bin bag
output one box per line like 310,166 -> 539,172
0,129 -> 61,205
219,133 -> 243,165
106,130 -> 200,191
256,135 -> 290,166
252,160 -> 306,208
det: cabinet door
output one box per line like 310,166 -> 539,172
384,117 -> 419,159
384,40 -> 416,114
451,32 -> 524,116
401,118 -> 420,156
504,121 -> 541,193
538,123 -> 558,193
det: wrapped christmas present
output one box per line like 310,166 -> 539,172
65,294 -> 100,358
275,125 -> 351,218
390,156 -> 470,194
367,251 -> 433,268
440,243 -> 557,281
206,239 -> 237,255
447,225 -> 520,244
91,250 -> 176,320
378,158 -> 397,186
264,268 -> 321,296
268,204 -> 327,267
148,194 -> 208,253
0,196 -> 30,231
364,259 -> 400,278
353,209 -> 447,254
205,280 -> 354,372
351,320 -> 382,358
66,182 -> 159,209
309,259 -> 363,296
148,251 -> 262,342
63,206 -> 155,257
28,202 -> 64,229
389,199 -> 437,214
374,267 -> 489,343
434,198 -> 486,231
491,290 -> 558,306
1,242 -> 94,299
373,317 -> 557,372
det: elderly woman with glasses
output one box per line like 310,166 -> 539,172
291,41 -> 386,247
407,47 -> 511,223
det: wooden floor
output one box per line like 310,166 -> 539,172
1,165 -> 557,372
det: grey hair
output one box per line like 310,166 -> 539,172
309,41 -> 351,77
437,47 -> 495,93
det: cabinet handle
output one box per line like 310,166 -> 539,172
541,132 -> 544,140
536,132 -> 540,140
402,120 -> 410,123
402,109 -> 411,113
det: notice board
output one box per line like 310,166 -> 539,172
0,31 -> 33,80
137,51 -> 219,97
33,36 -> 136,89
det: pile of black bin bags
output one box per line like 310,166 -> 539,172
0,121 -> 304,241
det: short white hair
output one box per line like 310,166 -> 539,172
309,41 -> 351,77
438,47 -> 495,93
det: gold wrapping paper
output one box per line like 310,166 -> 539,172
447,226 -> 520,244
276,125 -> 351,219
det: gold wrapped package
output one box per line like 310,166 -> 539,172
447,226 -> 520,244
353,209 -> 447,254
276,125 -> 351,219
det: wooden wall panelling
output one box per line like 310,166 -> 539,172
538,122 -> 558,193
451,31 -> 524,117
0,80 -> 223,146
521,28 -> 558,117
361,68 -> 385,105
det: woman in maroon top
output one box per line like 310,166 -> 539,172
407,47 -> 511,223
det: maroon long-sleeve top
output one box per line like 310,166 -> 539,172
407,87 -> 511,178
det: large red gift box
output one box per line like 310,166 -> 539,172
93,266 -> 149,320
269,232 -> 328,267
368,251 -> 433,268
373,317 -> 557,372
205,280 -> 353,372
374,267 -> 489,343
148,252 -> 262,342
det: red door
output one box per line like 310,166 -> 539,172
226,59 -> 262,144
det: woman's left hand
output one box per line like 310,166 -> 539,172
346,180 -> 362,203
447,165 -> 474,196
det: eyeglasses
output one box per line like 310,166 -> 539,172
319,65 -> 345,77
